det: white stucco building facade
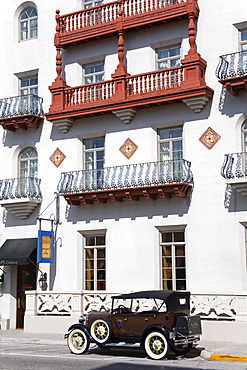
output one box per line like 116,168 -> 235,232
0,0 -> 247,341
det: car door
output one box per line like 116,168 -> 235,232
111,313 -> 129,337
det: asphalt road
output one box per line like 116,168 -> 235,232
1,342 -> 247,370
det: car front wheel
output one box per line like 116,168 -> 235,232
90,319 -> 112,344
67,328 -> 90,355
144,331 -> 169,360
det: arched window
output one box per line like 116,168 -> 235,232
20,7 -> 38,41
19,147 -> 38,178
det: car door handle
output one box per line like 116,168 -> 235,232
144,318 -> 148,321
124,318 -> 128,321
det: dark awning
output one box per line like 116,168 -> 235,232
0,238 -> 37,266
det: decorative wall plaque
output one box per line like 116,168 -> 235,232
50,148 -> 66,167
119,138 -> 138,159
199,127 -> 220,150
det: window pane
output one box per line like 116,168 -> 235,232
241,30 -> 247,42
85,237 -> 95,246
161,233 -> 172,243
174,232 -> 184,242
96,236 -> 105,245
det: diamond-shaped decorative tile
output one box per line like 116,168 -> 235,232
199,127 -> 220,150
50,148 -> 66,167
119,138 -> 138,159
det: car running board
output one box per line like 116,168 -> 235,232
103,342 -> 141,348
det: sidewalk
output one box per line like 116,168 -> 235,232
0,330 -> 247,362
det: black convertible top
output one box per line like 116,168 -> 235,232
112,290 -> 191,311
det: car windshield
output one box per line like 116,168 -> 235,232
112,297 -> 167,313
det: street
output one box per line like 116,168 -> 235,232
1,342 -> 247,370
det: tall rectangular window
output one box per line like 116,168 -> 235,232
159,127 -> 183,161
240,30 -> 247,51
157,45 -> 180,70
84,138 -> 105,189
20,76 -> 38,95
84,235 -> 106,290
83,0 -> 103,8
84,62 -> 104,84
160,231 -> 186,290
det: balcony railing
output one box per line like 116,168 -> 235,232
221,152 -> 247,180
216,51 -> 247,95
0,94 -> 43,119
0,94 -> 44,131
57,160 -> 193,204
55,0 -> 198,46
0,177 -> 42,201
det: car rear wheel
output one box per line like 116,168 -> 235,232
144,331 -> 169,360
67,328 -> 90,355
90,318 -> 112,344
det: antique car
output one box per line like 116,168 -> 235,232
65,290 -> 202,360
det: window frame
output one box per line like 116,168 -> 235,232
240,29 -> 247,51
158,127 -> 183,162
19,75 -> 38,96
83,0 -> 103,9
84,235 -> 106,291
19,7 -> 38,41
160,230 -> 186,291
83,61 -> 105,85
18,147 -> 38,179
156,45 -> 181,70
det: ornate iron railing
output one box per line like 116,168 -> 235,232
216,51 -> 247,80
0,177 -> 42,201
57,160 -> 193,194
0,94 -> 44,119
57,0 -> 187,34
221,152 -> 247,179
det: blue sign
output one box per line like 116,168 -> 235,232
37,230 -> 54,263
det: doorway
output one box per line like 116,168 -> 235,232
16,264 -> 37,329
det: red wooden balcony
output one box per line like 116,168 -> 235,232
46,54 -> 213,129
54,0 -> 199,47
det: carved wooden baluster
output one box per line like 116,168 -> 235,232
55,47 -> 62,80
188,13 -> 197,55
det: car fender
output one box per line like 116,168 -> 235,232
141,324 -> 170,346
65,323 -> 94,342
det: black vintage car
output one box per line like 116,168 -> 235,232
65,290 -> 202,360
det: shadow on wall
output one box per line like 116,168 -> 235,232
227,188 -> 247,213
65,188 -> 193,223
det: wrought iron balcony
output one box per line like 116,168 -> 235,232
57,159 -> 193,205
54,0 -> 199,47
216,51 -> 247,96
0,94 -> 44,131
0,177 -> 42,219
221,152 -> 247,198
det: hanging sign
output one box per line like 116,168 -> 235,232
37,230 -> 54,263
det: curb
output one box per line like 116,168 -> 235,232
200,350 -> 247,362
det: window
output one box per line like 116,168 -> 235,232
20,76 -> 38,96
18,147 -> 38,196
159,127 -> 183,182
84,235 -> 106,290
160,231 -> 186,290
240,30 -> 247,51
83,0 -> 103,8
84,62 -> 104,84
157,45 -> 180,70
19,147 -> 38,178
20,7 -> 38,41
84,138 -> 105,189
159,127 -> 183,161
